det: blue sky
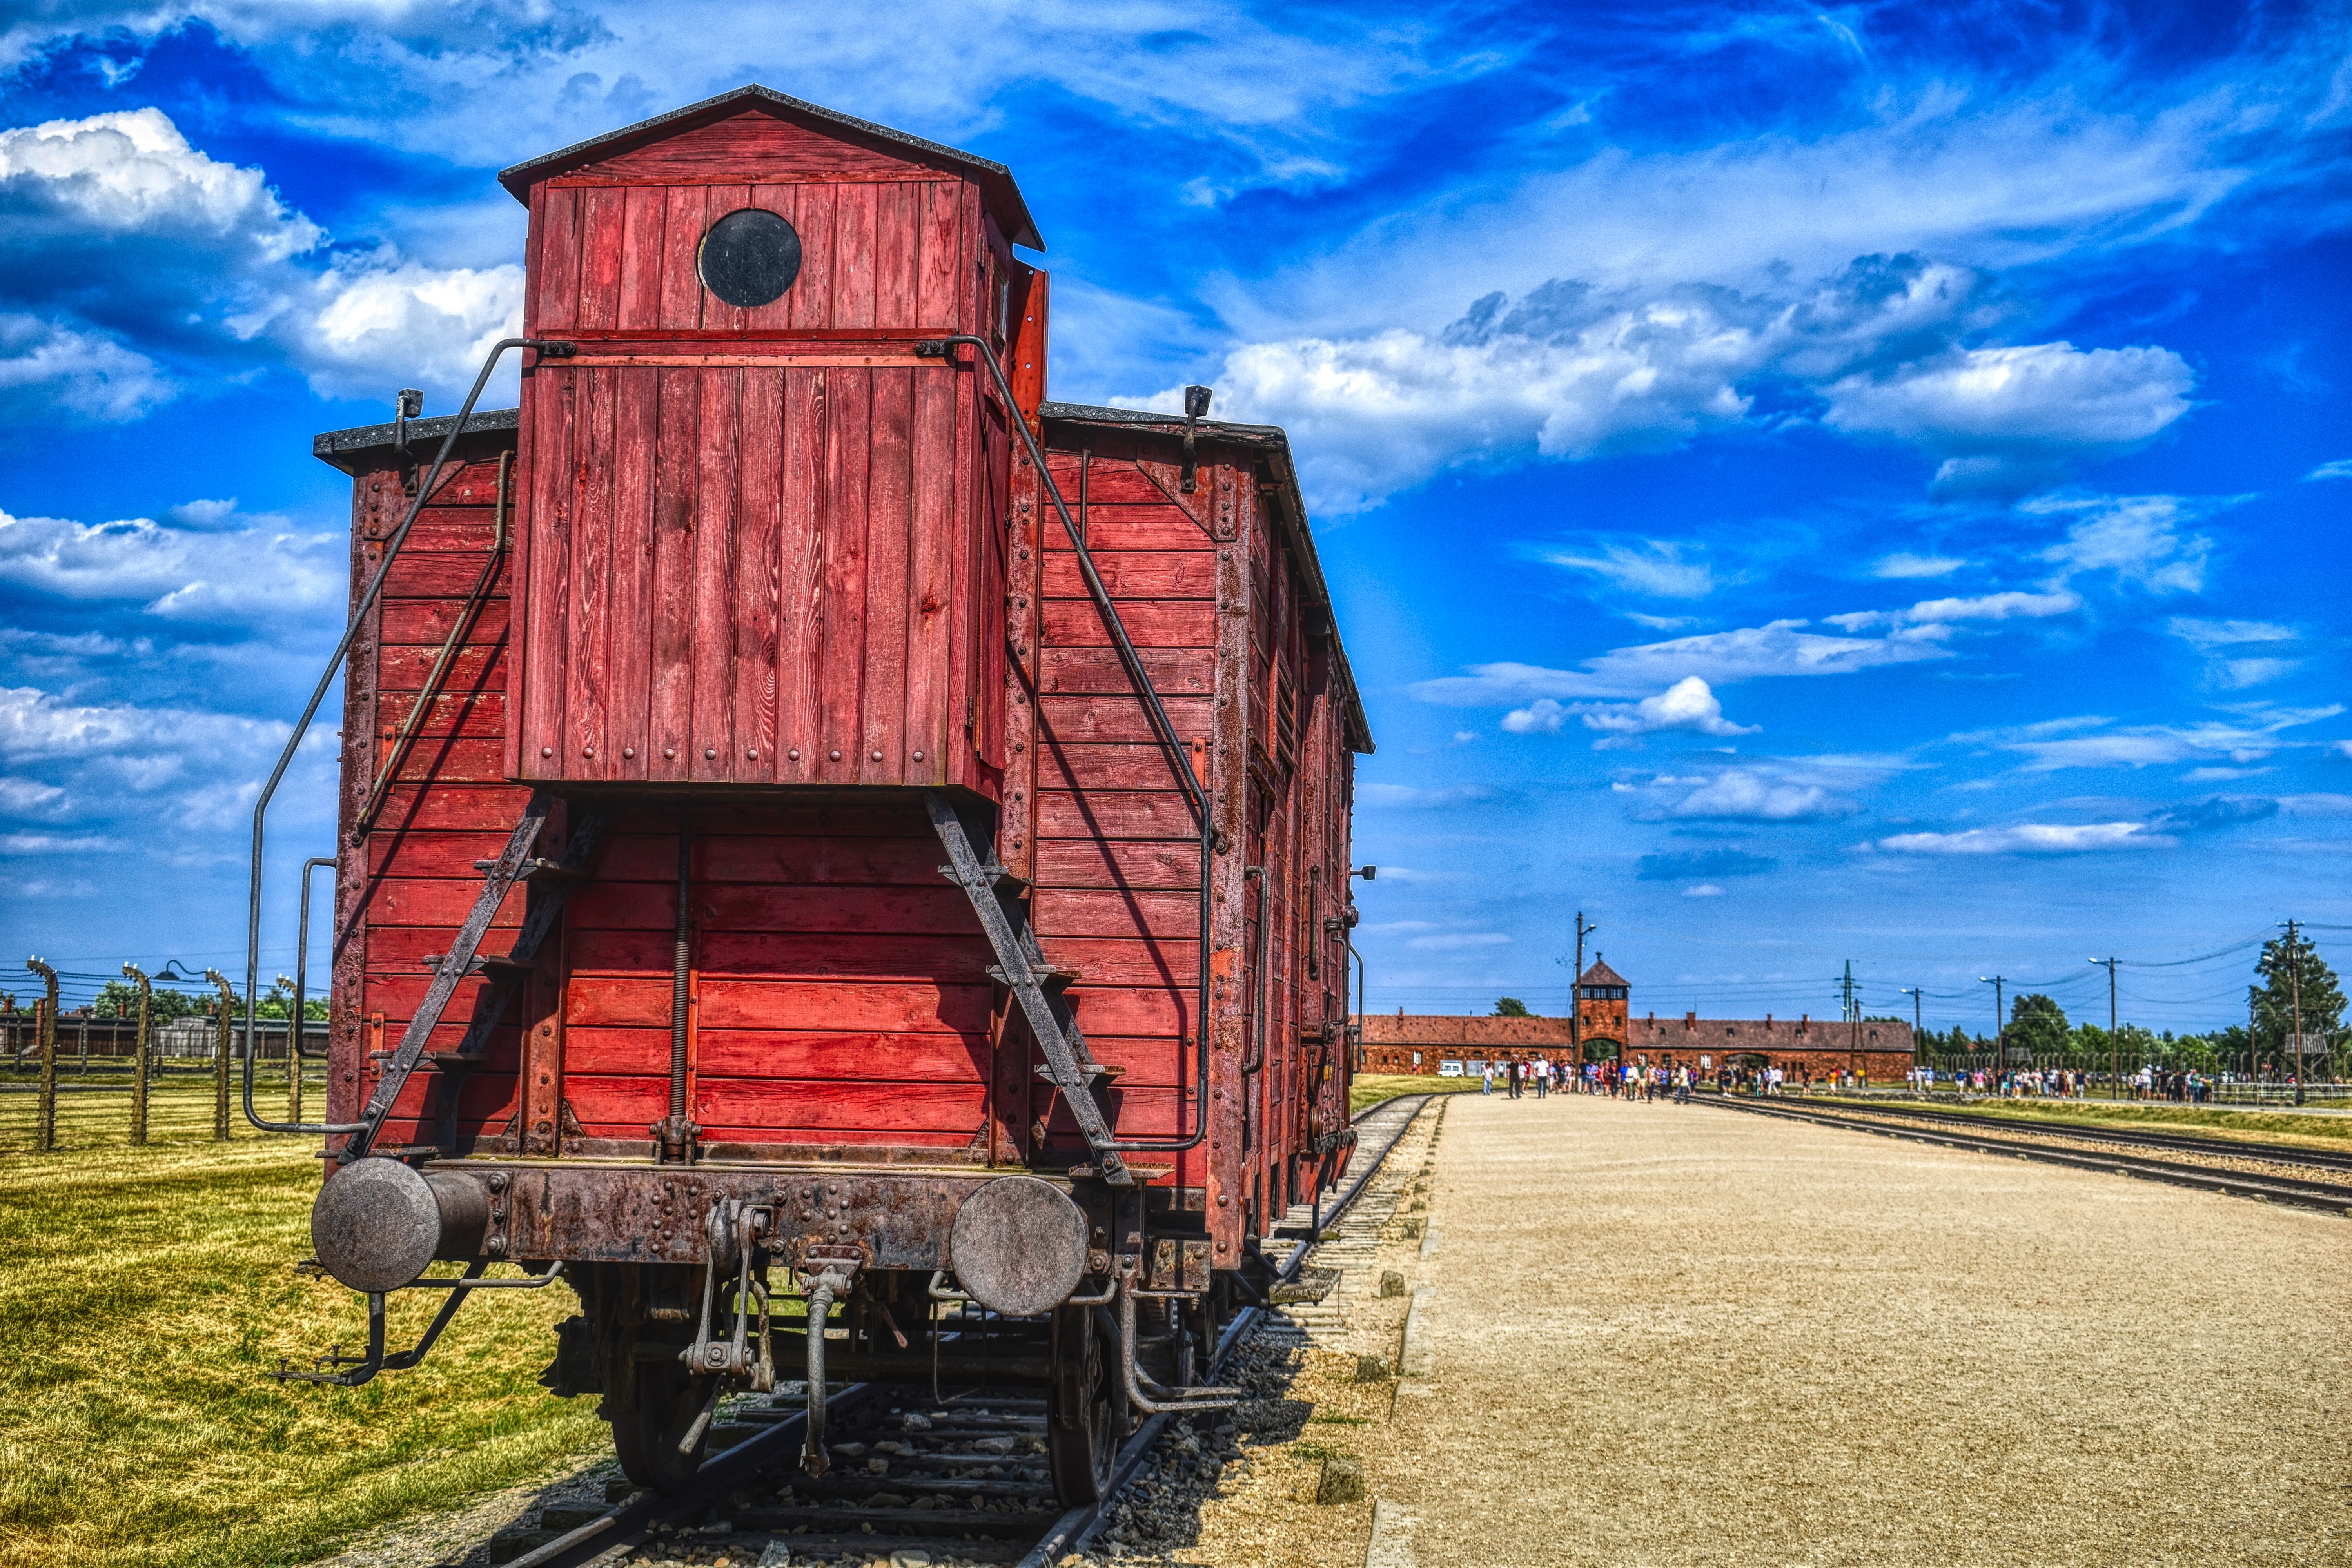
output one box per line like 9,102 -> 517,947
0,3 -> 2346,1035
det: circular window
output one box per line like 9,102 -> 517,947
698,209 -> 802,308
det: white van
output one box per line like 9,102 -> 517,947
1437,1060 -> 1465,1077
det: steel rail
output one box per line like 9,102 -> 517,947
485,1092 -> 1437,1568
504,1384 -> 878,1568
1015,1091 -> 1435,1568
1788,1093 -> 2352,1172
1699,1094 -> 2352,1215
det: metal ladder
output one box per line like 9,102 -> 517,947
345,789 -> 603,1161
925,792 -> 1132,1187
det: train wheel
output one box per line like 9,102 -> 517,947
1047,1304 -> 1118,1505
604,1347 -> 713,1493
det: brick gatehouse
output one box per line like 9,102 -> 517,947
1359,958 -> 1915,1082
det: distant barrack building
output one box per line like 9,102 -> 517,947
1360,959 -> 1915,1081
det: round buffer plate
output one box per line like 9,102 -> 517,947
311,1157 -> 441,1292
949,1175 -> 1090,1318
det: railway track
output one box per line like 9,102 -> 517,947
1700,1093 -> 2352,1216
484,1093 -> 1436,1568
1798,1094 -> 2352,1173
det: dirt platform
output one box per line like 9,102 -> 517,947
1328,1090 -> 2349,1568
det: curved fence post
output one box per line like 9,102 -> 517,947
26,958 -> 58,1152
205,969 -> 234,1141
123,963 -> 154,1146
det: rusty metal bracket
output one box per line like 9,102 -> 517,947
1179,384 -> 1210,493
274,1259 -> 569,1387
799,1254 -> 861,1476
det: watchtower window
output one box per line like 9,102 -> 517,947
1579,985 -> 1626,1001
699,209 -> 802,307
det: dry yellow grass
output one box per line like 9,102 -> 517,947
1348,1072 -> 1479,1116
0,1082 -> 606,1568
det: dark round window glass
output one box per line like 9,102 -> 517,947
699,209 -> 802,308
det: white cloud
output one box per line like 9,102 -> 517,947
2304,458 -> 2352,481
1870,552 -> 1967,579
1827,590 -> 2081,631
2166,617 -> 2298,648
0,313 -> 172,420
1867,822 -> 2166,855
1648,767 -> 1857,822
0,106 -> 525,407
0,777 -> 67,815
1982,708 -> 2345,771
1682,882 -> 1725,897
2028,492 -> 2223,595
1505,676 -> 1758,746
1357,782 -> 1497,808
1406,931 -> 1512,950
291,251 -> 525,401
1824,341 -> 2192,497
0,504 -> 344,620
2212,657 -> 2299,690
1413,618 -> 1949,707
0,830 -> 122,855
2166,617 -> 2303,690
0,684 -> 289,765
1531,537 -> 1714,599
0,107 -> 321,260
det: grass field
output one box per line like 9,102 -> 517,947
1349,1072 -> 1481,1116
1815,1092 -> 2352,1152
0,1082 -> 604,1568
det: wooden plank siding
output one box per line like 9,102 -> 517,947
510,108 -> 1013,799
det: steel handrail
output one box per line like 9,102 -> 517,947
918,336 -> 1215,1156
243,856 -> 337,1133
240,337 -> 574,1139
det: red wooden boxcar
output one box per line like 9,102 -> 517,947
300,88 -> 1370,1503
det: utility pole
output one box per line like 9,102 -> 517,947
1839,961 -> 1860,1082
1978,976 -> 2006,1091
2089,957 -> 2119,1101
1560,913 -> 1598,1066
1900,986 -> 1923,1089
2284,919 -> 2306,1108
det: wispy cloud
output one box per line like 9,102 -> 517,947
1870,552 -> 1967,579
1413,618 -> 1949,706
1866,821 -> 2167,855
1528,537 -> 1715,598
1961,708 -> 2346,771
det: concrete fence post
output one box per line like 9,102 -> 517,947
26,958 -> 59,1153
204,969 -> 234,1142
122,963 -> 153,1146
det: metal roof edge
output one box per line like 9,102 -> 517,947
1040,401 -> 1374,754
312,407 -> 519,474
494,85 -> 1043,250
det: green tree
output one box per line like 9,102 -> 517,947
90,979 -> 207,1023
1492,996 -> 1531,1018
2251,933 -> 2343,1060
2008,993 -> 2069,1056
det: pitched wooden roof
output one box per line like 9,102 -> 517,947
1579,958 -> 1628,987
496,85 -> 1044,250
